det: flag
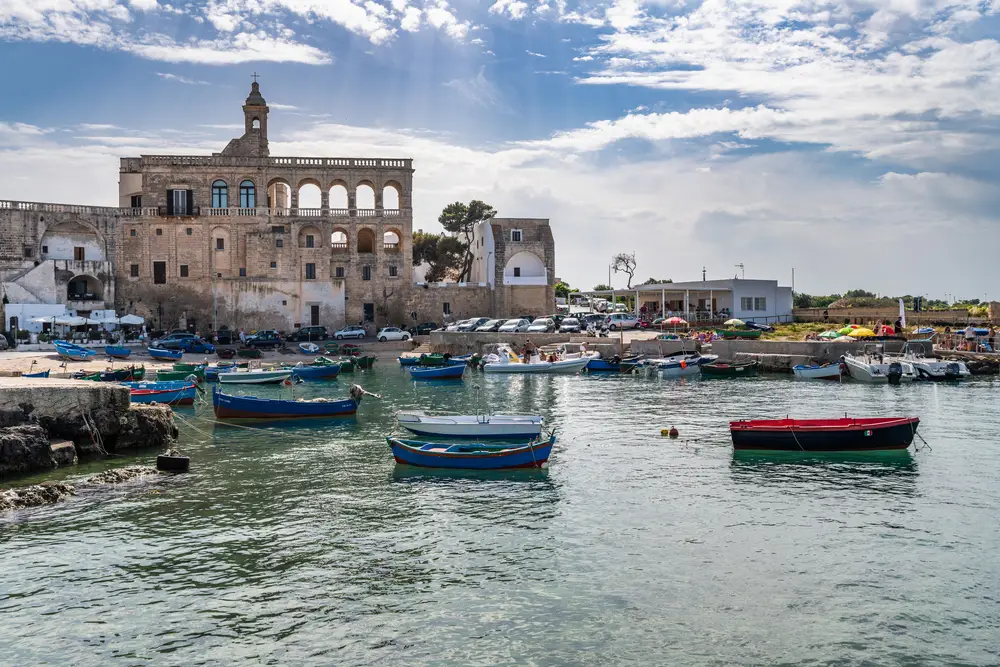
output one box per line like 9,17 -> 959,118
899,298 -> 906,329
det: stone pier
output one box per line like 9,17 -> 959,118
0,378 -> 177,478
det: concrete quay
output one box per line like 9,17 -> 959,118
0,378 -> 177,479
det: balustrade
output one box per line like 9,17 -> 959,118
0,199 -> 409,220
331,243 -> 349,252
129,156 -> 412,169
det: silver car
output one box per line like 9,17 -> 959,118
498,318 -> 531,333
527,318 -> 555,333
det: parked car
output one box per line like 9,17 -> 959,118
245,330 -> 283,349
458,317 -> 491,332
546,314 -> 566,327
445,320 -> 470,332
582,314 -> 606,328
334,325 -> 366,340
408,322 -> 438,336
476,319 -> 504,332
377,327 -> 411,342
179,337 -> 216,354
152,332 -> 197,350
605,313 -> 639,330
527,318 -> 556,333
559,317 -> 582,333
498,318 -> 531,333
0,335 -> 9,350
285,326 -> 328,342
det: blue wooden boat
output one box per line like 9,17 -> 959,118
105,345 -> 132,359
54,340 -> 96,361
122,381 -> 197,406
212,387 -> 359,419
386,434 -> 556,469
587,358 -> 620,371
148,347 -> 183,360
288,363 -> 340,380
408,364 -> 465,380
203,364 -> 236,382
445,357 -> 469,367
24,369 -> 50,378
398,355 -> 421,366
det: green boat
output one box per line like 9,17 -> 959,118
355,355 -> 377,370
338,357 -> 356,372
323,342 -> 340,355
715,329 -> 763,340
418,353 -> 447,367
701,360 -> 759,377
156,367 -> 205,381
173,363 -> 205,372
311,356 -> 338,366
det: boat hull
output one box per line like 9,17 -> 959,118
730,417 -> 919,452
792,364 -> 841,380
387,436 -> 555,469
701,361 -> 758,378
218,370 -> 292,384
396,413 -> 544,439
483,356 -> 590,374
127,382 -> 198,406
24,370 -> 50,378
212,388 -> 357,419
408,364 -> 466,380
398,356 -> 421,366
716,329 -> 762,340
842,357 -> 916,383
105,346 -> 132,359
148,347 -> 183,360
910,360 -> 970,381
54,341 -> 96,361
288,364 -> 341,380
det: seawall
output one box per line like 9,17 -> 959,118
710,339 -> 934,372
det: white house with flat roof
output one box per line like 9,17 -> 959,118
584,278 -> 793,324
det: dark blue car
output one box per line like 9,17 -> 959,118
179,337 -> 216,354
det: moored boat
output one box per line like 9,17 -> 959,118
24,369 -> 50,378
212,386 -> 360,419
105,345 -> 132,359
387,433 -> 556,469
148,347 -> 183,360
480,344 -> 591,374
701,360 -> 758,377
586,355 -> 642,372
355,354 -> 377,369
287,363 -> 340,380
408,364 -> 466,380
156,367 -> 204,382
54,340 -> 96,361
203,363 -> 237,382
100,365 -> 146,382
730,417 -> 920,452
299,342 -> 320,355
398,355 -> 421,366
123,380 -> 198,406
841,353 -> 916,384
902,349 -> 970,381
638,353 -> 717,378
792,363 -> 842,380
218,369 -> 292,384
396,412 -> 544,439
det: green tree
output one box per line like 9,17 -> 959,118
412,231 -> 465,282
554,281 -> 574,298
793,292 -> 813,308
843,289 -> 876,299
640,277 -> 672,285
438,200 -> 496,281
592,284 -> 612,291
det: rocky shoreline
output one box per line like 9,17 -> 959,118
0,465 -> 164,512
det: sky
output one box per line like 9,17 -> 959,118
0,0 -> 998,300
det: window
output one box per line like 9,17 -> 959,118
363,303 -> 375,322
754,297 -> 767,311
130,194 -> 142,208
129,229 -> 136,237
335,266 -> 344,278
41,245 -> 48,254
153,261 -> 166,284
155,228 -> 163,236
513,267 -> 521,277
211,180 -> 228,208
276,239 -> 283,248
362,266 -> 371,281
216,238 -> 225,251
180,265 -> 189,278
305,234 -> 314,248
239,267 -> 246,277
740,297 -> 753,311
239,180 -> 256,208
310,305 -> 320,326
130,264 -> 139,277
185,228 -> 192,236
73,247 -> 84,261
443,302 -> 451,315
305,263 -> 316,280
510,229 -> 522,242
271,225 -> 285,233
171,189 -> 189,216
270,261 -> 277,269
389,265 -> 398,277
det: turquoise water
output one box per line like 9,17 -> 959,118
2,368 -> 1000,665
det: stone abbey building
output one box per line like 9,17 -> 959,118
0,81 -> 555,334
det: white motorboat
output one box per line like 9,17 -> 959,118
481,343 -> 592,374
792,363 -> 842,380
396,412 -> 545,438
218,369 -> 292,384
899,346 -> 970,380
841,353 -> 916,384
639,353 -> 718,378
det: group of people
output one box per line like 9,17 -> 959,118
940,325 -> 996,352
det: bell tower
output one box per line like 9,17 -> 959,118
243,75 -> 269,156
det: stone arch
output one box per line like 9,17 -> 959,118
331,227 -> 349,251
329,180 -> 349,210
267,177 -> 291,213
356,181 -> 376,210
383,181 -> 402,210
296,177 -> 322,210
298,225 -> 322,248
40,220 -> 106,261
382,228 -> 401,253
67,274 -> 103,301
357,227 -> 376,254
504,251 -> 546,279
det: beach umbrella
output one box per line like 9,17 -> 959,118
818,330 -> 840,339
848,328 -> 876,337
55,316 -> 88,326
724,318 -> 744,326
665,317 -> 688,325
849,324 -> 860,329
834,335 -> 854,342
837,326 -> 853,335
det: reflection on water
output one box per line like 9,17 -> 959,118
2,371 -> 1000,666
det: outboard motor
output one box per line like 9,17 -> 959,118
945,362 -> 961,380
887,361 -> 903,385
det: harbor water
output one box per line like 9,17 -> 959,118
2,369 -> 999,665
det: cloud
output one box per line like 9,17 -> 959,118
128,0 -> 160,10
268,103 -> 299,110
489,0 -> 529,20
425,1 -> 469,40
400,6 -> 421,32
444,67 -> 506,109
129,33 -> 332,65
526,50 -> 546,58
156,72 -> 210,85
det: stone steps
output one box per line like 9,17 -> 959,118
410,343 -> 432,354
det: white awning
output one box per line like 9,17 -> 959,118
119,314 -> 145,325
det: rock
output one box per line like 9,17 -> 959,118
0,480 -> 76,512
49,439 -> 78,467
110,405 -> 178,451
0,406 -> 27,428
0,424 -> 57,477
84,465 -> 159,485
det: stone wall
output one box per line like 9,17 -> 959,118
407,285 -> 491,325
429,331 -> 611,355
490,218 -> 556,318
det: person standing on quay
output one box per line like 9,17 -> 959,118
964,323 -> 977,352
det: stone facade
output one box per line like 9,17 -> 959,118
469,217 -> 555,318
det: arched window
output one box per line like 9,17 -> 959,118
357,228 -> 375,253
211,180 -> 228,208
239,180 -> 256,209
252,118 -> 261,129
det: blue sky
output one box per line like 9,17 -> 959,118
1,0 -> 999,299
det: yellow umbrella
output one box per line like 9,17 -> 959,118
848,328 -> 876,337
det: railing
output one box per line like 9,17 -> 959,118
383,209 -> 401,217
296,208 -> 322,217
156,206 -> 202,217
0,199 -> 157,217
383,243 -> 399,251
356,209 -> 378,217
123,156 -> 413,170
0,199 -> 410,220
331,243 -> 348,252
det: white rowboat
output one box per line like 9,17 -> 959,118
218,369 -> 292,384
396,413 -> 545,438
792,364 -> 842,380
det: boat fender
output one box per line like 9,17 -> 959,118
661,426 -> 679,438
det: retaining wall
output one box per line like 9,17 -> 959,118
429,331 -> 616,355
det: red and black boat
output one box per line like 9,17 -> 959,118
730,417 -> 920,452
